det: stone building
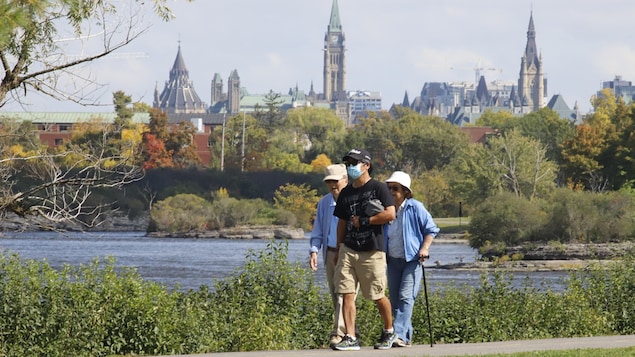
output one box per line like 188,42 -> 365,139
407,12 -> 581,126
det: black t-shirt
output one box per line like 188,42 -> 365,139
333,179 -> 395,252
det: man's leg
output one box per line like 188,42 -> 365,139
342,292 -> 357,336
326,250 -> 345,339
375,296 -> 393,330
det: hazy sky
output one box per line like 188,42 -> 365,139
4,0 -> 635,115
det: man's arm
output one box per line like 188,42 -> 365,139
336,218 -> 347,247
369,205 -> 396,225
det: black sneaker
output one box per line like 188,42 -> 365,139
373,330 -> 396,350
332,335 -> 361,351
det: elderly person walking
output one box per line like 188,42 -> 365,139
385,171 -> 439,347
309,164 -> 350,347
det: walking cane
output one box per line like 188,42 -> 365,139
421,257 -> 434,347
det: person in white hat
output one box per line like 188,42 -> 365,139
385,171 -> 439,347
309,164 -> 353,347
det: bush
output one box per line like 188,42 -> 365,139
208,197 -> 271,229
543,189 -> 635,243
150,193 -> 300,232
0,254 -> 182,356
2,244 -> 635,355
469,192 -> 547,248
469,189 -> 635,250
273,183 -> 320,231
149,193 -> 213,232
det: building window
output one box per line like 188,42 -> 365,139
54,138 -> 63,146
59,125 -> 70,132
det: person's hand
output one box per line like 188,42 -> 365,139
351,215 -> 360,228
350,215 -> 369,228
419,247 -> 430,262
310,252 -> 318,271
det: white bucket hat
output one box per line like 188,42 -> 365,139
386,171 -> 412,192
323,164 -> 347,181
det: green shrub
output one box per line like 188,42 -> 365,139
470,189 -> 635,250
273,183 -> 320,231
201,240 -> 330,351
469,192 -> 547,248
150,193 -> 303,232
0,254 -> 182,356
2,243 -> 635,355
208,197 -> 271,229
543,189 -> 635,243
149,193 -> 212,232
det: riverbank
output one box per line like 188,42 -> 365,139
430,235 -> 633,272
434,258 -> 618,271
146,225 -> 305,239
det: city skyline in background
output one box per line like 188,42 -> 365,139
3,0 -> 635,115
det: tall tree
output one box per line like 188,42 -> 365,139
560,89 -> 635,191
486,130 -> 557,200
285,107 -> 346,163
0,115 -> 142,229
254,90 -> 284,128
169,121 -> 201,168
141,109 -> 201,169
449,130 -> 557,205
345,109 -> 470,177
113,90 -> 134,131
141,109 -> 173,169
0,0 -> 188,107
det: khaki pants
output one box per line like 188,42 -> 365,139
326,249 -> 347,337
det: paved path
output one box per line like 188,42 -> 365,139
162,334 -> 635,356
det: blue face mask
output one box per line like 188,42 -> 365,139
347,163 -> 363,180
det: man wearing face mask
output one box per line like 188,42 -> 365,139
331,148 -> 397,351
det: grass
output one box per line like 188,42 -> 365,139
435,217 -> 470,234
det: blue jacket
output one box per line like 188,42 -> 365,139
309,193 -> 338,262
386,198 -> 440,262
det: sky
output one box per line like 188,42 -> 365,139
4,0 -> 635,115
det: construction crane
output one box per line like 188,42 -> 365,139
450,60 -> 502,86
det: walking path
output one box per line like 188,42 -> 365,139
161,334 -> 635,356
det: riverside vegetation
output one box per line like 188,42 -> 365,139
1,240 -> 634,356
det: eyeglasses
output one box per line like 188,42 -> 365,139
344,161 -> 360,167
387,185 -> 401,192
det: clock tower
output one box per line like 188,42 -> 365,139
323,0 -> 346,102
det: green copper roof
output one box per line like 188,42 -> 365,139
328,0 -> 342,33
0,112 -> 151,124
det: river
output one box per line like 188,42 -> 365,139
0,231 -> 571,292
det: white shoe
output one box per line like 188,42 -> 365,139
393,337 -> 412,347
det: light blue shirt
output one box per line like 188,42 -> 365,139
388,200 -> 407,258
385,198 -> 440,262
310,193 -> 339,262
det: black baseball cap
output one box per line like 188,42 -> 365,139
343,148 -> 371,163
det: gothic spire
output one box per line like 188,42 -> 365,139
402,91 -> 410,107
170,43 -> 189,80
328,0 -> 342,33
523,12 -> 539,68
